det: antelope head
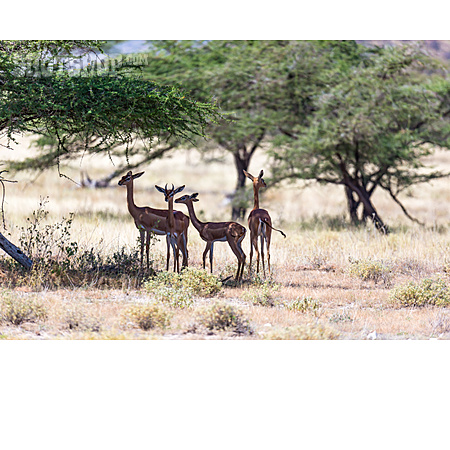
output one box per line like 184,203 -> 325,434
243,169 -> 267,189
155,183 -> 185,202
118,171 -> 145,186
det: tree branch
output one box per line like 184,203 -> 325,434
385,186 -> 425,226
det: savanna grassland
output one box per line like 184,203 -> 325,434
2,135 -> 450,340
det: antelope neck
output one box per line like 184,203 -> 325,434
167,197 -> 175,228
125,180 -> 140,217
252,184 -> 260,210
185,201 -> 204,232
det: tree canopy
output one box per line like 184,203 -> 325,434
139,40 -> 295,219
269,42 -> 450,231
1,40 -> 222,177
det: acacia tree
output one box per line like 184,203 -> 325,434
139,40 -> 372,220
0,40 -> 221,267
270,42 -> 450,232
139,40 -> 295,219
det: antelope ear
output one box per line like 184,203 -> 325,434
191,193 -> 199,200
133,171 -> 145,179
174,185 -> 185,195
155,185 -> 165,193
243,170 -> 254,181
258,169 -> 264,179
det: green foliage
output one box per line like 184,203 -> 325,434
0,40 -> 221,174
287,296 -> 321,314
197,302 -> 253,335
390,278 -> 450,307
347,257 -> 393,285
178,267 -> 222,297
268,42 -> 450,228
0,292 -> 47,325
125,303 -> 172,331
242,277 -> 280,307
144,268 -> 222,308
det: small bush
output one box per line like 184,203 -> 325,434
198,303 -> 253,335
347,258 -> 392,285
329,311 -> 353,323
180,268 -> 222,297
0,293 -> 47,325
65,308 -> 101,332
264,323 -> 340,340
390,278 -> 450,307
242,277 -> 280,307
125,304 -> 172,331
144,268 -> 222,308
287,296 -> 321,314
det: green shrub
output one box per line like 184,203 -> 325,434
242,278 -> 280,307
0,293 -> 47,325
198,303 -> 253,335
144,268 -> 222,308
179,268 -> 222,297
287,296 -> 321,314
390,278 -> 450,307
125,304 -> 172,331
347,257 -> 392,285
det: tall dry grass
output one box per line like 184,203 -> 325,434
1,134 -> 450,339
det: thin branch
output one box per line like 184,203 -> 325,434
385,186 -> 425,226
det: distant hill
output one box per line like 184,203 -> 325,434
357,40 -> 450,61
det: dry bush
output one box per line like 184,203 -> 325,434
390,278 -> 450,307
347,257 -> 393,286
64,307 -> 102,332
263,323 -> 340,340
286,296 -> 321,315
242,277 -> 280,307
196,302 -> 253,335
125,303 -> 172,331
0,292 -> 47,325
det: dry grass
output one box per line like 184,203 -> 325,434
2,134 -> 450,340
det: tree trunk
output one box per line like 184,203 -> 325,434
231,151 -> 250,221
345,182 -> 388,234
345,186 -> 360,225
0,232 -> 33,269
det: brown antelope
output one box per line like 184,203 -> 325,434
175,193 -> 246,282
244,169 -> 286,277
155,183 -> 187,273
118,171 -> 189,271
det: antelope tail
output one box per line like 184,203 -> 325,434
261,219 -> 286,238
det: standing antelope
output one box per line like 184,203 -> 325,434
175,193 -> 246,282
118,171 -> 189,271
155,183 -> 186,273
244,169 -> 286,277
